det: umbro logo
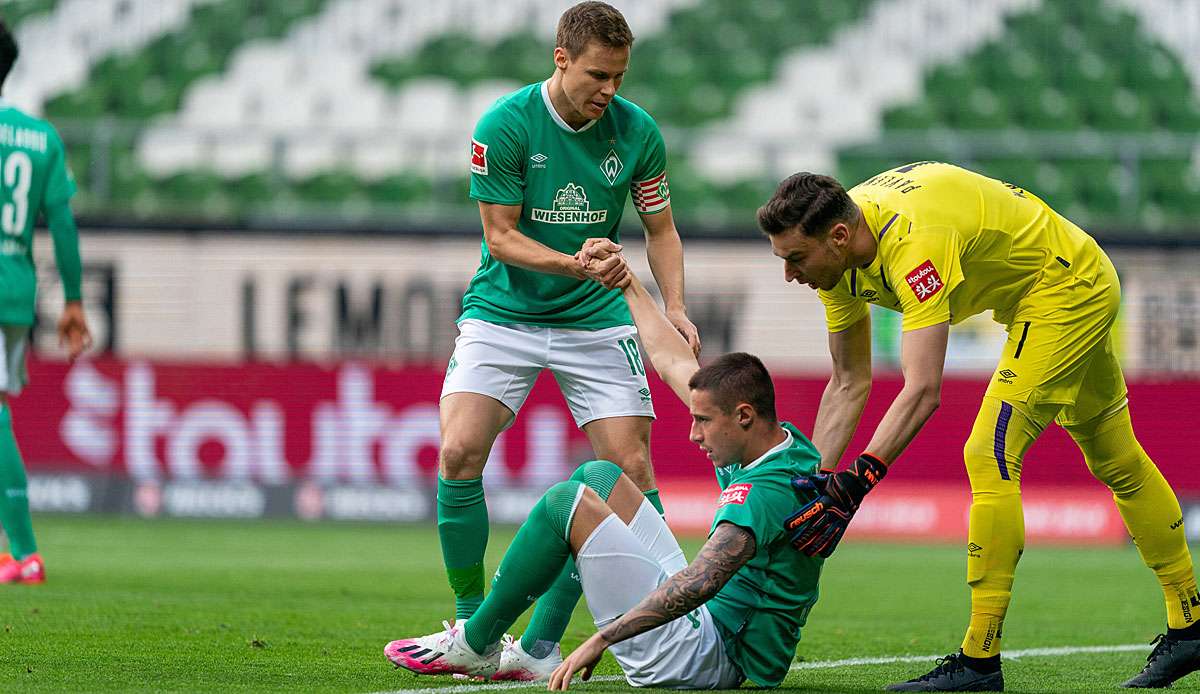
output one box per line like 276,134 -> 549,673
638,387 -> 651,402
530,153 -> 548,169
999,369 -> 1017,379
860,290 -> 878,301
968,543 -> 983,558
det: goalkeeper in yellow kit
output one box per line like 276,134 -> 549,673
758,162 -> 1199,691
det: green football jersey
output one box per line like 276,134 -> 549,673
0,102 -> 77,325
706,422 -> 824,687
463,81 -> 670,329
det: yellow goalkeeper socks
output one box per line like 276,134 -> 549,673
960,397 -> 1045,659
962,597 -> 1007,658
1066,405 -> 1200,630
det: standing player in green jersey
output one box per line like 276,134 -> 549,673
423,2 -> 699,679
0,21 -> 92,585
387,242 -> 824,689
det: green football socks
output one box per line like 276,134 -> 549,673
437,476 -> 489,620
0,403 -> 35,560
464,480 -> 580,654
518,461 -> 635,656
520,556 -> 580,658
643,487 -> 664,515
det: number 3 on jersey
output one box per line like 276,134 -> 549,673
0,151 -> 31,236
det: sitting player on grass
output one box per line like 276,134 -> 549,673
385,240 -> 825,689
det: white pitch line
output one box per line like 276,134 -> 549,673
369,642 -> 1148,694
790,643 -> 1147,670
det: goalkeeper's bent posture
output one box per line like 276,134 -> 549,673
759,162 -> 1199,691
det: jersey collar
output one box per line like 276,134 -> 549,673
541,80 -> 599,134
854,194 -> 892,273
741,427 -> 793,472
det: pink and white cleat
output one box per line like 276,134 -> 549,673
492,635 -> 562,682
0,553 -> 44,584
385,620 -> 500,679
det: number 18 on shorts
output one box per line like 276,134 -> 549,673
441,319 -> 656,427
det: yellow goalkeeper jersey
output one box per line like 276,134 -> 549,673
819,162 -> 1108,332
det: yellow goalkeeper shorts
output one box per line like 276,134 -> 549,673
985,249 -> 1126,427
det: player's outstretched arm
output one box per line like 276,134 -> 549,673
623,273 -> 699,404
811,315 -> 873,471
786,320 -> 947,558
639,205 -> 700,356
862,320 -> 948,462
547,522 -> 755,691
577,237 -> 698,402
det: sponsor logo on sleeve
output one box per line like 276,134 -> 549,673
718,483 -> 753,507
904,259 -> 944,302
470,139 -> 488,175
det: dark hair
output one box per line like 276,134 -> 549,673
0,20 -> 17,90
556,2 -> 634,57
688,352 -> 777,423
757,172 -> 856,237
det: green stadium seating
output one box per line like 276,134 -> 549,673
33,0 -> 1198,233
0,0 -> 58,29
44,0 -> 328,122
839,0 -> 1200,227
370,0 -> 876,128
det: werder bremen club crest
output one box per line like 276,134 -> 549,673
532,182 -> 609,224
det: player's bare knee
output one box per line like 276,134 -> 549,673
613,451 -> 654,490
568,485 -> 615,550
605,473 -> 645,525
438,441 -> 490,479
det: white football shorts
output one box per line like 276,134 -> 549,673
576,511 -> 744,689
441,319 -> 655,427
0,324 -> 30,396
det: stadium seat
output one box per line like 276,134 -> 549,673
840,0 -> 1199,226
13,0 -> 1194,233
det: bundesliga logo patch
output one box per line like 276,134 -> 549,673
905,259 -> 944,302
718,483 -> 752,507
470,139 -> 488,175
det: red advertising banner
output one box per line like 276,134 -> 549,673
656,480 -> 1130,543
14,357 -> 1198,493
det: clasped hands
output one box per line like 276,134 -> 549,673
574,237 -> 631,290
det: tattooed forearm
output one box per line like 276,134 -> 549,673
598,523 -> 756,645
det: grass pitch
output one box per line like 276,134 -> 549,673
0,515 -> 1193,692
